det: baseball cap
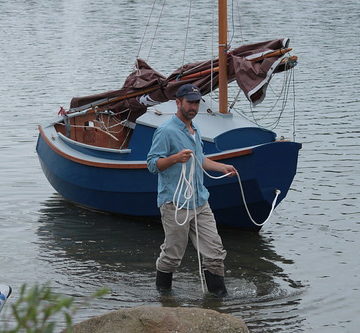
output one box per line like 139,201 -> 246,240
175,84 -> 202,101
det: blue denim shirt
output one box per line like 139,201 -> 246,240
147,115 -> 209,208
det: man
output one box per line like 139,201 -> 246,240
147,83 -> 236,296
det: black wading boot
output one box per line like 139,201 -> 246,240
156,270 -> 173,293
204,270 -> 227,297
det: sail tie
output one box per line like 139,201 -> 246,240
172,152 -> 281,293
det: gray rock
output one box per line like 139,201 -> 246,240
67,306 -> 249,333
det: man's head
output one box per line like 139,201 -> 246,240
175,84 -> 202,122
175,84 -> 202,102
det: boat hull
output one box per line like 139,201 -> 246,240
36,128 -> 300,230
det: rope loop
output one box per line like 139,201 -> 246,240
171,152 -> 281,293
172,152 -> 281,228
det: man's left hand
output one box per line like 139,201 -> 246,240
221,164 -> 237,177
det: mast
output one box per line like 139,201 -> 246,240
218,0 -> 228,114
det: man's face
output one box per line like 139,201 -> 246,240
177,98 -> 200,121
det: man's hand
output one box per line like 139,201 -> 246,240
156,149 -> 193,171
203,157 -> 237,177
175,149 -> 193,163
219,164 -> 237,177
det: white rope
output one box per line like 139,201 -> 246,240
172,155 -> 204,292
172,154 -> 228,294
199,155 -> 281,227
234,172 -> 281,227
172,152 -> 281,292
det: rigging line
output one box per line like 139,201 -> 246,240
268,68 -> 294,130
292,67 -> 297,142
180,60 -> 209,76
249,65 -> 291,127
267,69 -> 292,129
229,88 -> 242,112
235,0 -> 244,43
119,110 -> 133,149
229,0 -> 235,47
232,107 -> 263,127
267,71 -> 290,128
147,0 -> 166,61
210,0 -> 215,106
90,113 -> 130,135
270,67 -> 293,129
182,0 -> 193,68
136,0 -> 157,59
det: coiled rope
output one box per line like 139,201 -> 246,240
172,152 -> 281,292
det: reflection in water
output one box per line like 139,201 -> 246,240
37,195 -> 305,332
37,195 -> 163,272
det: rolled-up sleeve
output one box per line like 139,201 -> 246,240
147,127 -> 170,174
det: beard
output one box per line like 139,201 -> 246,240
180,105 -> 197,120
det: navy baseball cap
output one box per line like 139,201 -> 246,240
176,84 -> 202,101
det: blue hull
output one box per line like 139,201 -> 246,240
36,127 -> 301,230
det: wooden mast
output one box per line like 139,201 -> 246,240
218,0 -> 228,114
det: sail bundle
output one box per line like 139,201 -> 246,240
69,38 -> 296,121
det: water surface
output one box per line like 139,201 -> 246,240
0,0 -> 359,332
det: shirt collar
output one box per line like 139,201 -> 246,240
172,115 -> 198,132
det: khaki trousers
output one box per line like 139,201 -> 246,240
156,202 -> 227,276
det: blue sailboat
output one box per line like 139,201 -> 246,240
36,2 -> 301,231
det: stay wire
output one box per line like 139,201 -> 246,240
182,0 -> 193,67
147,0 -> 166,61
248,64 -> 293,129
292,67 -> 297,142
229,0 -> 235,47
210,0 -> 215,105
235,0 -> 244,44
136,0 -> 157,59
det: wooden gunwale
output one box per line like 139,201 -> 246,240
38,125 -> 253,169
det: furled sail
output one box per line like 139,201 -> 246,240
69,39 -> 296,120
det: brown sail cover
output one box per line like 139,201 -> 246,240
69,39 -> 294,121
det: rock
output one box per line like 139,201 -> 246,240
67,306 -> 249,333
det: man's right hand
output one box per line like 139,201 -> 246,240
156,149 -> 193,171
176,149 -> 193,163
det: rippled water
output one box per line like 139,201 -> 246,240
0,0 -> 359,332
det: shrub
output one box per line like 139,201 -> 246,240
1,284 -> 109,333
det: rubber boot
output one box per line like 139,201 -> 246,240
204,270 -> 227,297
156,270 -> 173,292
